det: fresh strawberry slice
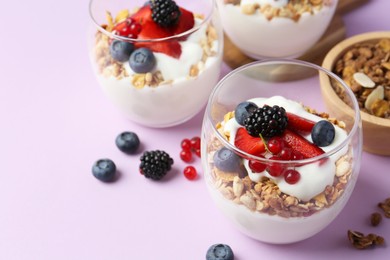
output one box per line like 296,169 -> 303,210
234,127 -> 266,156
131,6 -> 171,39
168,7 -> 195,36
281,129 -> 325,159
287,112 -> 316,134
134,40 -> 182,59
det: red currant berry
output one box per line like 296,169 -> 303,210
267,137 -> 284,154
183,166 -> 197,180
195,149 -> 201,158
181,138 -> 192,151
292,150 -> 304,160
190,136 -> 201,150
284,169 -> 301,184
249,159 -> 267,173
180,149 -> 192,163
279,148 -> 293,160
267,156 -> 285,177
129,22 -> 142,38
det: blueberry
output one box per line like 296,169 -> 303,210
109,40 -> 135,62
311,120 -> 336,147
206,244 -> 234,260
92,159 -> 116,182
115,131 -> 140,154
213,147 -> 241,172
129,48 -> 156,73
234,101 -> 258,126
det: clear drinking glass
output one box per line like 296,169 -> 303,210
88,0 -> 223,127
201,59 -> 362,243
216,0 -> 339,59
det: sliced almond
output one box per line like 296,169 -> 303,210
105,11 -> 114,31
365,85 -> 384,111
115,9 -> 129,23
353,72 -> 375,88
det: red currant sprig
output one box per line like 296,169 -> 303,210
113,18 -> 142,38
180,136 -> 201,180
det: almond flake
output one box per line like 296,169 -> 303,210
115,9 -> 129,23
353,72 -> 375,88
365,85 -> 384,111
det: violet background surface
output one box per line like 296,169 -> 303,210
0,0 -> 389,259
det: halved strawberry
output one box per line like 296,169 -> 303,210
131,6 -> 171,39
168,7 -> 195,36
287,112 -> 316,134
281,129 -> 325,159
234,127 -> 266,156
134,40 -> 182,59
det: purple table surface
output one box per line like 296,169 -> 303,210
0,0 -> 389,259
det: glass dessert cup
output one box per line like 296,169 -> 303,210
201,59 -> 362,244
88,0 -> 223,128
216,0 -> 338,59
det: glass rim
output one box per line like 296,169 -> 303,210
205,58 -> 361,165
88,0 -> 216,43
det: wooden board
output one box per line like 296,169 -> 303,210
223,0 -> 369,70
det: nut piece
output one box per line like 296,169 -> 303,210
365,85 -> 384,111
378,197 -> 390,218
353,72 -> 376,88
347,230 -> 385,250
370,212 -> 382,227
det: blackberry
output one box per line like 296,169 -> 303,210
139,150 -> 174,180
151,0 -> 181,27
244,105 -> 288,138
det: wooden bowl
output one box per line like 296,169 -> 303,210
321,31 -> 390,156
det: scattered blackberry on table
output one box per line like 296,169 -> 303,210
244,105 -> 288,138
151,0 -> 181,27
206,244 -> 234,260
92,159 -> 117,182
139,150 -> 174,180
115,131 -> 140,154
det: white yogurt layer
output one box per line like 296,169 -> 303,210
217,0 -> 337,58
221,96 -> 348,201
95,18 -> 222,127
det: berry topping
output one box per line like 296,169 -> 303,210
234,127 -> 266,156
139,150 -> 174,180
267,136 -> 284,155
109,40 -> 135,62
281,129 -> 325,159
180,149 -> 192,163
92,159 -> 117,182
213,147 -> 241,172
234,101 -> 258,126
279,147 -> 293,160
183,166 -> 197,180
244,105 -> 288,138
284,169 -> 301,184
248,157 -> 267,173
286,112 -> 316,134
311,120 -> 336,147
267,156 -> 285,177
113,18 -> 142,38
135,41 -> 182,59
115,131 -> 140,154
206,244 -> 234,260
151,0 -> 181,27
129,47 -> 156,73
